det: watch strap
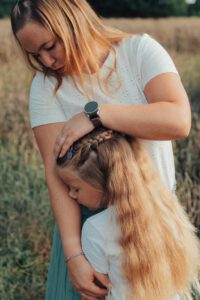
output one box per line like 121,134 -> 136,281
90,116 -> 102,128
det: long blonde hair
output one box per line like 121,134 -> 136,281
57,127 -> 200,300
11,0 -> 130,96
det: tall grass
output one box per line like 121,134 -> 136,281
0,18 -> 199,299
0,19 -> 53,299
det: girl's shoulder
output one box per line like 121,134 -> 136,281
82,206 -> 120,250
85,206 -> 115,224
83,206 -> 117,235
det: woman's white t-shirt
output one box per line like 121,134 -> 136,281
29,33 -> 178,191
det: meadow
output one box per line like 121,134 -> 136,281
0,17 -> 200,299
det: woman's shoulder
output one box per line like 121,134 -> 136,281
114,33 -> 163,67
30,71 -> 56,96
117,33 -> 178,90
118,33 -> 154,52
29,72 -> 67,128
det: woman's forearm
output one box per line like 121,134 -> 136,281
101,101 -> 191,140
45,166 -> 82,258
33,123 -> 83,258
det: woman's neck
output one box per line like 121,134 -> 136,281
85,40 -> 111,74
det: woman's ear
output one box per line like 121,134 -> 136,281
101,193 -> 107,208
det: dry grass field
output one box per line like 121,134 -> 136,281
0,17 -> 200,299
105,17 -> 200,53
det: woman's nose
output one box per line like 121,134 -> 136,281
40,52 -> 56,69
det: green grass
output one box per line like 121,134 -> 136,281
0,140 -> 53,300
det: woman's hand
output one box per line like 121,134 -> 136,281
67,254 -> 111,299
54,112 -> 94,158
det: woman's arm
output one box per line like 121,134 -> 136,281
101,73 -> 191,140
55,73 -> 191,158
34,123 -> 81,256
33,122 -> 110,299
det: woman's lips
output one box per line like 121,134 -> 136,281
55,66 -> 65,73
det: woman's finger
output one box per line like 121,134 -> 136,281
67,241 -> 109,298
58,137 -> 75,157
94,272 -> 112,290
54,133 -> 74,158
73,280 -> 108,298
79,282 -> 108,298
54,128 -> 78,158
54,134 -> 66,157
54,112 -> 94,157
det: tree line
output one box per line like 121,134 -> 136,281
1,0 -> 200,18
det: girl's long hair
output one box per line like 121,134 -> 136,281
10,0 -> 130,96
57,128 -> 200,300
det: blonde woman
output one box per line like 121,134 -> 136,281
11,1 -> 191,299
56,127 -> 199,300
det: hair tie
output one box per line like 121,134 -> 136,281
56,144 -> 77,165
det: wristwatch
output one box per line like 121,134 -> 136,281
84,101 -> 102,128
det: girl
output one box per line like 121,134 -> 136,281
11,0 -> 191,299
56,127 -> 199,300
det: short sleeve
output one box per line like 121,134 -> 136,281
132,34 -> 179,90
81,219 -> 109,274
29,72 -> 67,128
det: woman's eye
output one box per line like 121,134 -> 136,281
46,43 -> 56,51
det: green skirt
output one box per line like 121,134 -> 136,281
45,206 -> 104,300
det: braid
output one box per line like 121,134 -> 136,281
72,129 -> 117,166
56,127 -> 121,168
77,129 -> 115,151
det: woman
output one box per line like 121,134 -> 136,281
11,1 -> 191,299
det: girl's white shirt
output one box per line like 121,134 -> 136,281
81,206 -> 180,300
29,33 -> 178,190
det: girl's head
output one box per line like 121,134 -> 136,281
57,127 -> 199,300
11,0 -> 129,95
56,127 -> 134,210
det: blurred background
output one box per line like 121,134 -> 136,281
0,1 -> 200,299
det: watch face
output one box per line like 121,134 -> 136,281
85,101 -> 98,115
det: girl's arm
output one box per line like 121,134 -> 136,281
33,122 -> 110,299
55,72 -> 191,158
